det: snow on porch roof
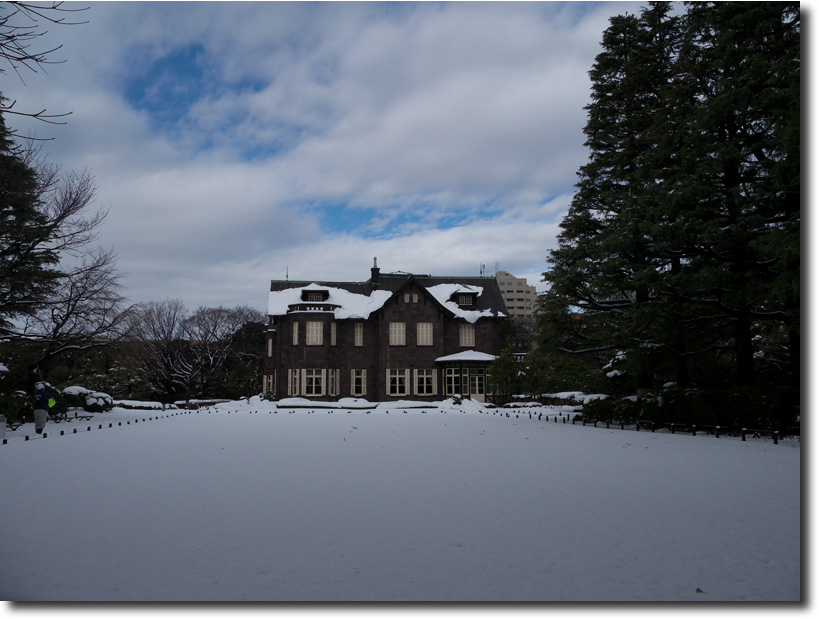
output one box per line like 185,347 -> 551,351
435,351 -> 497,363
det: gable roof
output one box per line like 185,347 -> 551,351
268,271 -> 508,321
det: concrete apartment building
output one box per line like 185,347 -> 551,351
495,271 -> 538,318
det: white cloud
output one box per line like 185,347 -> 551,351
2,1 -> 633,311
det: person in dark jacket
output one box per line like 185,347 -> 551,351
33,382 -> 54,435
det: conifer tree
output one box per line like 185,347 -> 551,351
0,106 -> 61,333
542,2 -> 800,393
652,1 -> 801,386
544,3 -> 684,391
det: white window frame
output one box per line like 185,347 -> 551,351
288,369 -> 300,396
459,323 -> 475,347
330,322 -> 337,346
388,369 -> 409,396
354,323 -> 364,347
292,322 -> 299,346
468,367 -> 486,395
414,369 -> 436,396
306,321 -> 323,346
303,369 -> 325,396
445,368 -> 463,396
458,294 -> 473,306
328,369 -> 340,396
417,322 -> 433,346
389,322 -> 406,346
351,369 -> 367,396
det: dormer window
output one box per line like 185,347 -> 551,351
449,286 -> 478,308
301,289 -> 329,302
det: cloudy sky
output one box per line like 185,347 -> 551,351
5,0 -> 637,312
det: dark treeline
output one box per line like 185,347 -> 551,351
493,2 -> 800,434
0,300 -> 267,422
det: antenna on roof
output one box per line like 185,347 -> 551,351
480,263 -> 485,276
286,265 -> 289,281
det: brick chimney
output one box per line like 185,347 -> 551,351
371,257 -> 380,286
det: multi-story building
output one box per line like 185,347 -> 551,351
263,262 -> 508,402
495,270 -> 538,318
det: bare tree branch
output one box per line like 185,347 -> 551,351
0,1 -> 88,125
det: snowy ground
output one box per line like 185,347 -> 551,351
0,397 -> 801,603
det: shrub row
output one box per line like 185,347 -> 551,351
581,386 -> 800,435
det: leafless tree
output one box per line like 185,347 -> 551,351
127,301 -> 266,400
0,1 -> 88,124
20,247 -> 133,367
2,143 -> 132,388
183,305 -> 265,395
127,299 -> 191,400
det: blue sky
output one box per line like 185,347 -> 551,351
5,0 -> 639,311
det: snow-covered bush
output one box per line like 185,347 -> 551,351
62,386 -> 114,413
85,392 -> 113,413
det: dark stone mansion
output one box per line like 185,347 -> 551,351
262,262 -> 508,402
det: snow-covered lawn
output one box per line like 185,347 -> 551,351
0,397 -> 800,602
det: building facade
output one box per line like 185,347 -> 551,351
495,270 -> 538,318
263,264 -> 507,402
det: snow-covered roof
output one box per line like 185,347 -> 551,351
268,285 -> 393,319
425,283 -> 497,323
268,279 -> 505,322
435,351 -> 497,363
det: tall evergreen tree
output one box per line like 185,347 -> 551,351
544,3 -> 684,391
542,2 -> 800,394
652,1 -> 801,386
0,105 -> 62,333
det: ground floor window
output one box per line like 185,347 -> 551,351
263,373 -> 276,396
414,369 -> 436,396
388,369 -> 409,396
287,368 -> 340,397
328,369 -> 340,396
304,369 -> 324,396
468,367 -> 486,395
445,368 -> 462,396
351,369 -> 367,396
445,367 -> 487,396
